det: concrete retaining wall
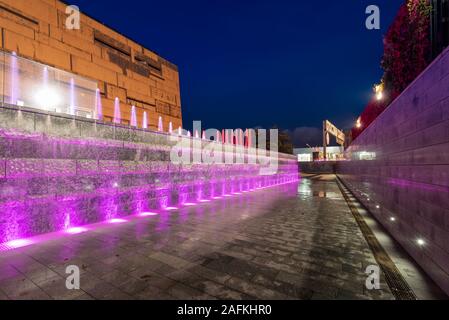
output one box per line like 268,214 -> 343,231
298,161 -> 337,174
0,105 -> 298,243
337,47 -> 449,295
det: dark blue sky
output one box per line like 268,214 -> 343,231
71,0 -> 402,146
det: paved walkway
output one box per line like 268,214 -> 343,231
0,174 -> 397,300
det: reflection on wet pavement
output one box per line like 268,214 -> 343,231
0,175 -> 395,300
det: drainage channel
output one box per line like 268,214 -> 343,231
335,177 -> 417,300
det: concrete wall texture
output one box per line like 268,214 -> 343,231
0,0 -> 181,130
337,47 -> 449,295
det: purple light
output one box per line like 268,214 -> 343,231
158,116 -> 163,132
139,212 -> 159,217
131,105 -> 137,127
108,218 -> 127,224
9,52 -> 18,105
69,78 -> 76,115
113,97 -> 121,124
0,124 -> 299,244
183,203 -> 197,207
2,239 -> 33,250
142,111 -> 148,129
65,227 -> 88,235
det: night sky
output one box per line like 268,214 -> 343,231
70,0 -> 403,147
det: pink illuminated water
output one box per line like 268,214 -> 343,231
113,98 -> 121,124
9,52 -> 19,105
65,227 -> 87,235
2,239 -> 33,250
69,78 -> 76,115
169,122 -> 173,134
95,89 -> 103,120
139,212 -> 159,217
0,121 -> 299,245
158,116 -> 163,132
43,66 -> 49,86
109,218 -> 127,224
143,111 -> 148,129
0,177 -> 299,250
131,106 -> 137,127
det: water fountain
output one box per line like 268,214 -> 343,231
131,105 -> 137,127
158,116 -> 163,132
169,122 -> 173,134
142,111 -> 148,129
69,78 -> 76,115
0,107 -> 299,244
43,66 -> 48,87
95,89 -> 103,120
113,97 -> 121,124
9,52 -> 18,105
247,129 -> 252,148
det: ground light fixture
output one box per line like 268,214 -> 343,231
108,218 -> 127,224
138,212 -> 159,217
65,227 -> 88,234
417,238 -> 426,247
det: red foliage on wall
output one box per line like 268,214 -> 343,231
352,0 -> 431,141
382,0 -> 431,99
351,98 -> 386,140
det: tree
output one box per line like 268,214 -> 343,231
258,126 -> 294,154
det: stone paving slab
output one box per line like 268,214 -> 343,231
0,174 -> 395,300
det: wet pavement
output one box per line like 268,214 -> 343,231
0,174 -> 400,300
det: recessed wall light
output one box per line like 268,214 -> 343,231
417,239 -> 426,246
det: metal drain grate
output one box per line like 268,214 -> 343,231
336,177 -> 417,300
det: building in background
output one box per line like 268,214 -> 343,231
293,146 -> 344,162
0,0 -> 182,130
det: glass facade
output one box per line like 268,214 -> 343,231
0,50 -> 98,119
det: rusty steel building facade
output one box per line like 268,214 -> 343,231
0,0 -> 182,130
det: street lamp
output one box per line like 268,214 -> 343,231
356,117 -> 362,129
375,83 -> 384,101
